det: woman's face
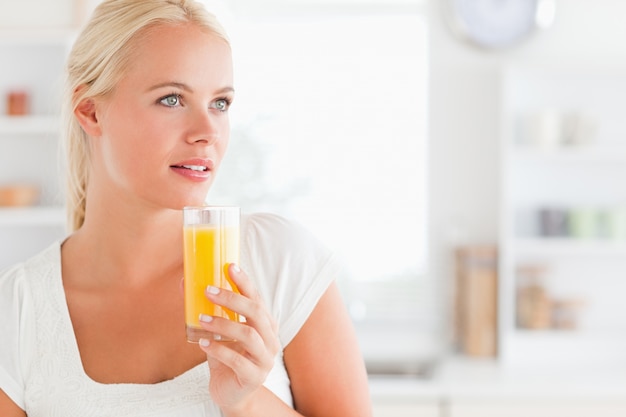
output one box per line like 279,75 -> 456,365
90,23 -> 234,210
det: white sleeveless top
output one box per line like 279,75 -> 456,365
0,213 -> 338,416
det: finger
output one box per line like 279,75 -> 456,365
226,264 -> 280,337
227,263 -> 261,302
208,264 -> 273,329
205,286 -> 280,355
199,315 -> 272,366
198,338 -> 267,387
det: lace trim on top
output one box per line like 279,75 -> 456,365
23,243 -> 220,417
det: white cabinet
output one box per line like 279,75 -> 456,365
0,32 -> 72,269
498,62 -> 626,368
368,370 -> 626,417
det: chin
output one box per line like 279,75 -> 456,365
160,195 -> 207,211
184,195 -> 210,209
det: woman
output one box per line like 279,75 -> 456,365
0,1 -> 372,416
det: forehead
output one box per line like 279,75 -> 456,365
121,22 -> 233,86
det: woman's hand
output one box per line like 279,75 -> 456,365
197,264 -> 281,413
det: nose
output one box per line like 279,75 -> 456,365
186,108 -> 221,145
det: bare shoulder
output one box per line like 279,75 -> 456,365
0,390 -> 26,417
284,282 -> 373,417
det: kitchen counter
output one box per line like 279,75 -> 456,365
369,356 -> 626,403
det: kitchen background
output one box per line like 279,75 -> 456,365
1,0 -> 626,416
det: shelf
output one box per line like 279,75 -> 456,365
0,206 -> 65,226
500,60 -> 626,370
507,329 -> 626,353
0,28 -> 76,45
0,116 -> 59,136
504,330 -> 626,368
514,237 -> 626,257
511,146 -> 626,164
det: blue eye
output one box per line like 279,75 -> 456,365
213,98 -> 230,112
160,94 -> 181,107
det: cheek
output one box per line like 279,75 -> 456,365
99,112 -> 160,185
100,135 -> 140,187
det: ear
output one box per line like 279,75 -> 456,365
73,88 -> 103,137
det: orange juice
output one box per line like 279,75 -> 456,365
183,223 -> 240,342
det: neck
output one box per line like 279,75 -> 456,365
63,197 -> 185,290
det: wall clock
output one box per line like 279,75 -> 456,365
443,0 -> 557,49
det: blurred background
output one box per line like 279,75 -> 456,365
1,0 -> 626,415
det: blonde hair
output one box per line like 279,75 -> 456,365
62,0 -> 229,231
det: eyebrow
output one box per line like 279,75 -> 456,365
146,82 -> 234,95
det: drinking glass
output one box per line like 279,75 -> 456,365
183,206 -> 240,343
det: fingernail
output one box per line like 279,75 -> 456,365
199,314 -> 213,323
206,285 -> 220,295
231,263 -> 241,273
199,338 -> 210,347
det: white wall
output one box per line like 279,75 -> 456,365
5,0 -> 625,355
426,0 -> 626,343
0,0 -> 75,28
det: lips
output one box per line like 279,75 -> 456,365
170,158 -> 214,181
